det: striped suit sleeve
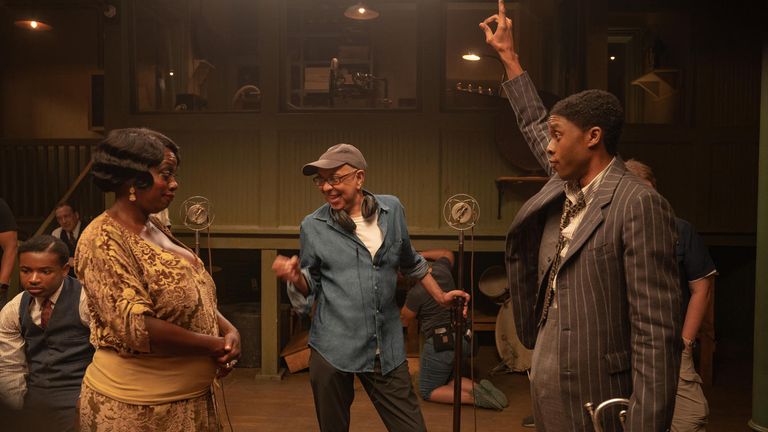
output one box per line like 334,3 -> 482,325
622,187 -> 682,432
501,73 -> 553,176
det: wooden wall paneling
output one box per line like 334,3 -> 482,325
275,128 -> 441,231
165,130 -> 263,229
45,144 -> 56,216
0,140 -> 96,235
276,129 -> 329,229
440,128 -> 522,234
691,9 -> 762,129
693,47 -> 762,128
708,140 -> 759,233
360,129 -> 440,231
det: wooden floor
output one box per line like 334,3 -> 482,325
218,343 -> 755,432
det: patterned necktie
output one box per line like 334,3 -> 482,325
40,298 -> 53,329
538,191 -> 586,327
62,231 -> 76,253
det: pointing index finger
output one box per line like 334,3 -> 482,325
498,0 -> 506,20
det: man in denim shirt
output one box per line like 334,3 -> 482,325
273,143 -> 469,431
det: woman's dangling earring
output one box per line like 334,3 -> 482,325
129,186 -> 137,202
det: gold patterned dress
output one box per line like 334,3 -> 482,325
75,212 -> 221,431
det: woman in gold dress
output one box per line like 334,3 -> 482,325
75,128 -> 241,431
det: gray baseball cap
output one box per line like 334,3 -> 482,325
302,143 -> 368,176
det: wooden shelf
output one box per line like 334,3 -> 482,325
472,309 -> 497,332
495,176 -> 548,185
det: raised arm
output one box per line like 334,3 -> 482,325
480,0 -> 523,80
482,0 -> 552,175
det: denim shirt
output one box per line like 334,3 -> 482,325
288,194 -> 428,375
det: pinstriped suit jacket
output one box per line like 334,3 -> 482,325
502,74 -> 682,432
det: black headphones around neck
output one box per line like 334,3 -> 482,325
331,193 -> 378,233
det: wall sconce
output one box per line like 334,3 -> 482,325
461,51 -> 502,65
14,20 -> 53,31
344,2 -> 379,20
461,51 -> 507,94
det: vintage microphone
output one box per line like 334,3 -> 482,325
443,194 -> 480,432
179,196 -> 215,273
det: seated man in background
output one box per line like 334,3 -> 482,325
51,203 -> 84,276
401,249 -> 508,410
0,235 -> 93,432
625,159 -> 716,432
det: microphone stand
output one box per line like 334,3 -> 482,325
442,194 -> 479,432
452,229 -> 466,432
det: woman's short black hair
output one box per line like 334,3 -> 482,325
550,89 -> 624,155
18,235 -> 69,267
91,128 -> 181,192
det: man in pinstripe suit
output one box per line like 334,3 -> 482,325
481,2 -> 682,430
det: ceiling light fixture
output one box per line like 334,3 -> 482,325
14,19 -> 53,31
344,2 -> 379,20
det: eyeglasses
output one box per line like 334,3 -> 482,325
312,170 -> 357,187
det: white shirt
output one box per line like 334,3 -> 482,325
353,213 -> 383,260
353,212 -> 383,353
0,282 -> 90,409
52,221 -> 82,242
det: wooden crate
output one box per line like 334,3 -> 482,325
281,330 -> 310,373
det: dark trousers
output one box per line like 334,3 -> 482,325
309,349 -> 426,432
0,405 -> 77,432
23,389 -> 78,432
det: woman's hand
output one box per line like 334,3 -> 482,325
215,314 -> 241,378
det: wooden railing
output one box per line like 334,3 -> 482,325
34,159 -> 94,236
0,139 -> 102,238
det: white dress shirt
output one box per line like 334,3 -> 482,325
51,221 -> 82,242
